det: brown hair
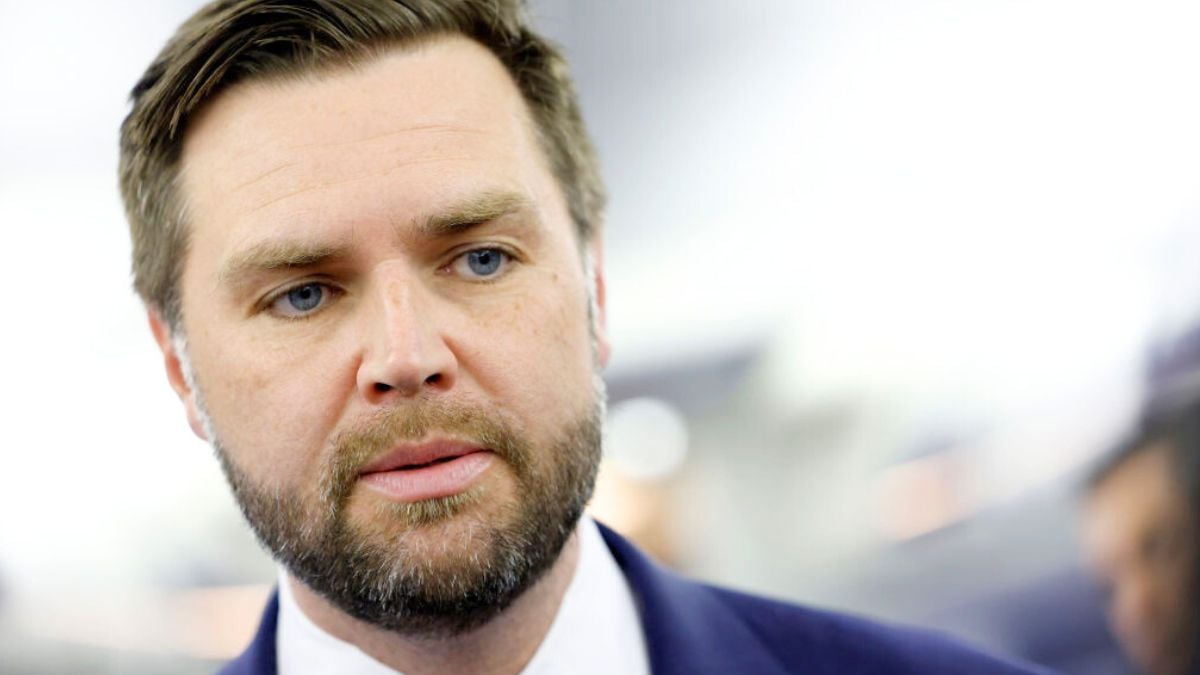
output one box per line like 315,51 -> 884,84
119,0 -> 604,327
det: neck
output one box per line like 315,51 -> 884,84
287,527 -> 582,675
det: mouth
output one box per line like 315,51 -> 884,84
357,440 -> 496,503
396,455 -> 460,469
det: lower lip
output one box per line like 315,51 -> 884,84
358,451 -> 495,502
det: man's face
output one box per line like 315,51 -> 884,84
151,36 -> 609,635
1084,442 -> 1198,675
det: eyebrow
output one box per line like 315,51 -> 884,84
218,191 -> 537,289
417,190 -> 535,238
219,239 -> 351,289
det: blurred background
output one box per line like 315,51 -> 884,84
3,0 -> 1200,672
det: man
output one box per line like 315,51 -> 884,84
119,1 -> 1053,673
1083,391 -> 1200,675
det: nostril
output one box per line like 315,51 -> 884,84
373,382 -> 393,394
425,373 -> 442,385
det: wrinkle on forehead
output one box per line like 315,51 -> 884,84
243,152 -> 482,214
232,124 -> 495,194
288,123 -> 492,152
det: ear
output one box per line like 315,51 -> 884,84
587,237 -> 611,368
147,308 -> 210,441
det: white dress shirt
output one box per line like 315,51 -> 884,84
277,517 -> 651,675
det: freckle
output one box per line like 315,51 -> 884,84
248,371 -> 270,391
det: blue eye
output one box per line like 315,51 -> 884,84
454,248 -> 509,279
271,282 -> 327,317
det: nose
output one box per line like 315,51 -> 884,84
356,268 -> 458,404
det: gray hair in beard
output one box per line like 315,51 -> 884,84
172,331 -> 606,637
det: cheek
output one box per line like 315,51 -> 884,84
188,320 -> 357,484
457,276 -> 595,416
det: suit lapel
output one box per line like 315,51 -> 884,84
597,522 -> 793,675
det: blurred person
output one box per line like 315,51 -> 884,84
1083,333 -> 1200,675
118,1 -> 1055,674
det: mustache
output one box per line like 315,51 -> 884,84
321,400 -> 530,507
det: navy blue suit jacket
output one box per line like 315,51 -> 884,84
220,524 -> 1055,674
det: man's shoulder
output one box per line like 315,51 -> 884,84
671,580 -> 1049,675
598,523 -> 1055,675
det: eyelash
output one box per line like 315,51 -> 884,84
263,280 -> 342,320
260,246 -> 519,320
442,245 -> 517,281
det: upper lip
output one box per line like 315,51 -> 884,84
358,439 -> 485,474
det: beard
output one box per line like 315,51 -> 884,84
206,392 -> 604,638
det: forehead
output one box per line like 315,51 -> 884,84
1085,443 -> 1187,553
178,36 -> 549,241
